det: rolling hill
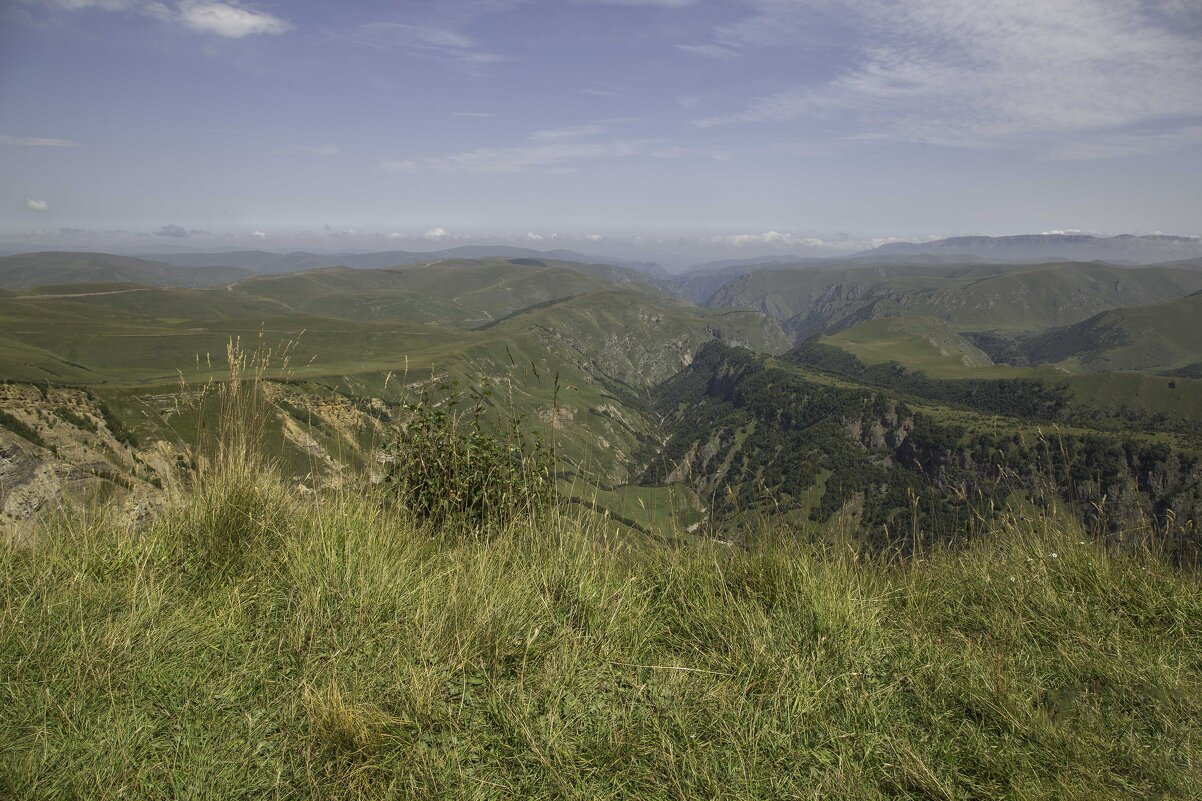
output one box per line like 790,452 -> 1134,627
1022,291 -> 1202,373
707,261 -> 1202,339
229,258 -> 659,326
0,252 -> 250,290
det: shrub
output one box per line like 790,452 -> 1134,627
381,383 -> 555,537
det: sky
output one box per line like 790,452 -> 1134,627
1,0 -> 1200,262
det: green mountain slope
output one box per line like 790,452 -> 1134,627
707,261 -> 1202,339
820,316 -> 993,372
0,252 -> 250,290
1023,291 -> 1202,373
231,258 -> 658,327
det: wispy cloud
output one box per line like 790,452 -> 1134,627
529,124 -> 606,142
25,198 -> 50,212
691,0 -> 1202,158
583,85 -> 623,98
383,138 -> 697,174
1,134 -> 80,147
341,22 -> 510,67
674,42 -> 737,59
32,1 -> 289,37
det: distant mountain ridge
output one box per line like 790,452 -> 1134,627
862,234 -> 1202,264
144,246 -> 670,279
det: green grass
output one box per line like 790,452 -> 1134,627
3,454 -> 1201,799
821,316 -> 994,372
817,316 -> 1202,426
1026,291 -> 1202,373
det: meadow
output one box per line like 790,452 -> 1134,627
2,371 -> 1201,800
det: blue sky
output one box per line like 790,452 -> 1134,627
2,0 -> 1200,260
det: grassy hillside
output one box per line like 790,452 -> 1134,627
815,312 -> 1202,426
0,258 -> 754,386
230,258 -> 655,327
820,316 -> 994,372
1024,291 -> 1202,373
0,252 -> 249,289
3,445 -> 1200,799
707,261 -> 1202,339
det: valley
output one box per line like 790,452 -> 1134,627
1,245 -> 1200,549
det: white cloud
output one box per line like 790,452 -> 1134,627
25,198 -> 49,212
710,231 -> 939,251
713,231 -> 828,248
251,230 -> 267,239
386,232 -> 406,240
692,0 -> 1202,158
32,0 -> 287,37
525,232 -> 545,241
178,2 -> 288,37
583,233 -> 603,241
1,134 -> 80,147
422,227 -> 453,241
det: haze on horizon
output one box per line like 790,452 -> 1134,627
2,0 -> 1201,261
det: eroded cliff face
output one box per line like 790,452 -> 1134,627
0,381 -> 402,540
0,384 -> 176,543
639,342 -> 1202,547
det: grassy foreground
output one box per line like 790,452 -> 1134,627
3,459 -> 1201,799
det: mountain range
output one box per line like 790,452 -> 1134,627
862,233 -> 1202,264
1,243 -> 1201,542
